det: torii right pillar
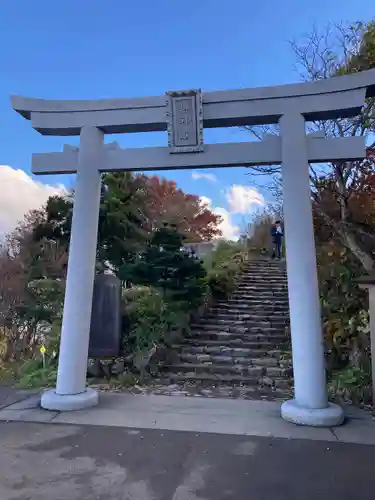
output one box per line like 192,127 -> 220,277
280,113 -> 344,426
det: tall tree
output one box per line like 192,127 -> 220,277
30,173 -> 149,273
97,172 -> 149,271
144,176 -> 222,242
30,172 -> 222,275
312,149 -> 375,266
122,224 -> 207,308
293,21 -> 375,271
247,20 -> 375,271
32,195 -> 73,248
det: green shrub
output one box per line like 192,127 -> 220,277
204,242 -> 248,300
208,271 -> 235,300
318,244 -> 370,372
122,285 -> 152,302
315,241 -> 374,405
207,259 -> 243,300
208,241 -> 245,270
19,278 -> 65,325
122,289 -> 189,374
121,225 -> 207,309
15,358 -> 57,389
328,366 -> 372,406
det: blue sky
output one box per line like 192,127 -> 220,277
0,0 -> 373,237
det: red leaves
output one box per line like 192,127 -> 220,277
142,176 -> 222,242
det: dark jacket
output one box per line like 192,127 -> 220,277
271,225 -> 283,244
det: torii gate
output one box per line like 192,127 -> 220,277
11,69 -> 375,426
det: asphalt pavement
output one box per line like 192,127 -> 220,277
0,420 -> 374,500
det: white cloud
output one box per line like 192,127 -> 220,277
214,206 -> 240,241
192,171 -> 217,183
0,165 -> 65,236
199,196 -> 212,207
200,196 -> 239,241
226,185 -> 264,213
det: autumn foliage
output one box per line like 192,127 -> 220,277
144,176 -> 222,242
0,171 -> 223,383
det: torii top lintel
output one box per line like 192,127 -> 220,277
10,69 -> 375,136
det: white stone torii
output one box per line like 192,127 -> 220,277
11,69 -> 375,426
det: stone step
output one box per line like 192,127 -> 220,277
208,312 -> 289,319
241,270 -> 286,276
179,353 -> 288,368
166,363 -> 264,378
230,294 -> 288,300
218,297 -> 288,302
180,338 -> 289,350
202,313 -> 289,320
162,372 -> 260,387
173,345 -> 279,358
163,373 -> 291,391
202,318 -> 289,325
239,273 -> 287,278
237,277 -> 288,288
220,302 -> 289,309
239,271 -> 285,275
163,365 -> 291,382
189,330 -> 287,340
237,281 -> 287,286
223,304 -> 289,310
209,306 -> 289,314
237,279 -> 287,283
206,311 -> 289,318
229,300 -> 288,305
234,286 -> 287,290
242,269 -> 286,273
190,322 -> 287,332
151,380 -> 291,401
241,267 -> 286,272
239,278 -> 287,283
224,297 -> 289,303
236,287 -> 288,299
192,320 -> 288,329
245,262 -> 285,267
236,286 -> 288,292
240,280 -> 286,283
241,269 -> 287,273
236,291 -> 288,296
226,287 -> 288,294
210,311 -> 289,317
233,287 -> 288,293
190,325 -> 287,335
202,317 -> 289,325
236,291 -> 287,296
188,331 -> 288,343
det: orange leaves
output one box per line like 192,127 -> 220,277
143,176 -> 222,242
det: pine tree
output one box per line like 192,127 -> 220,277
122,224 -> 207,308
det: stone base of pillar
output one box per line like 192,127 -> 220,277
281,399 -> 345,427
41,388 -> 99,411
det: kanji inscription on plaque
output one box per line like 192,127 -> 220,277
166,89 -> 204,153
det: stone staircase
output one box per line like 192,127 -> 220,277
163,258 -> 293,400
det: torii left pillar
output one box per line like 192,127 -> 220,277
41,126 -> 103,410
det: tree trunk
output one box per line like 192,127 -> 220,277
340,230 -> 374,273
315,205 -> 375,273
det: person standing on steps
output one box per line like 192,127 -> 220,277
271,220 -> 283,259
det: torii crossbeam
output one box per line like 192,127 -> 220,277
32,134 -> 364,175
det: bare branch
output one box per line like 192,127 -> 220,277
244,21 -> 375,271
